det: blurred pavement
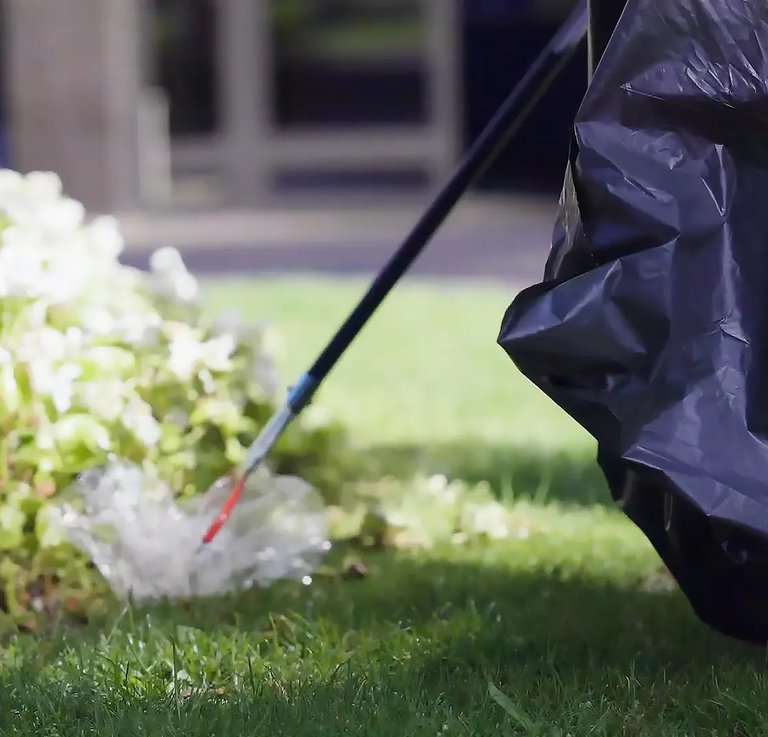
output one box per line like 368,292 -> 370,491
119,193 -> 559,286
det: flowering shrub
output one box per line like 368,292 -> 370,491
0,169 -> 346,618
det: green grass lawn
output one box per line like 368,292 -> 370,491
2,277 -> 766,736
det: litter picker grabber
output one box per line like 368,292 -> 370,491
199,1 -> 590,549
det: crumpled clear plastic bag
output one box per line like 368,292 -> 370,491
500,0 -> 768,644
57,461 -> 330,603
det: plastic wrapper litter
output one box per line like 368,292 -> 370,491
58,462 -> 330,603
499,0 -> 768,644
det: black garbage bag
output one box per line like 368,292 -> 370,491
498,0 -> 768,645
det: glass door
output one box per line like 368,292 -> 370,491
144,0 -> 460,204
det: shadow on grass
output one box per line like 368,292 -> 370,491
168,555 -> 758,668
357,440 -> 611,508
1,555 -> 765,736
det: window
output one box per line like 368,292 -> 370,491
269,0 -> 429,128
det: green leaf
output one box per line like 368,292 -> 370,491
59,447 -> 108,475
52,415 -> 111,453
0,361 -> 20,418
224,436 -> 245,465
158,449 -> 196,471
81,346 -> 137,377
488,682 -> 538,735
189,398 -> 250,435
157,421 -> 184,452
0,505 -> 25,551
36,506 -> 65,548
12,362 -> 34,404
11,444 -> 61,475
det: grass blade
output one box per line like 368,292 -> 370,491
488,682 -> 537,734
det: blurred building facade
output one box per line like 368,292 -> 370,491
0,0 -> 583,213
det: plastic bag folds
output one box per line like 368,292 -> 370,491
499,0 -> 768,644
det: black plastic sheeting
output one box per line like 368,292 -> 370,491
499,0 -> 768,645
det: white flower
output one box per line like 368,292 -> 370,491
17,326 -> 73,363
81,306 -> 116,335
149,246 -> 198,303
36,256 -> 91,302
0,229 -> 88,303
123,398 -> 161,446
0,170 -> 60,215
85,216 -> 124,260
24,300 -> 49,330
0,168 -> 23,199
35,420 -> 55,452
166,325 -> 203,381
52,364 -> 82,413
29,362 -> 82,414
37,197 -> 85,233
0,171 -> 88,238
78,380 -> 126,422
198,368 -> 216,395
168,271 -> 198,302
114,312 -> 161,345
16,329 -> 55,363
0,232 -> 45,298
149,245 -> 185,274
462,501 -> 510,540
0,171 -> 132,305
20,170 -> 62,203
63,327 -> 83,354
166,325 -> 235,380
0,167 -> 284,503
38,506 -> 65,549
201,334 -> 235,372
427,474 -> 448,494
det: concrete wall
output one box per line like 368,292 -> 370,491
4,0 -> 140,212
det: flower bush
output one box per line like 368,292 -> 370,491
0,169 -> 347,619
